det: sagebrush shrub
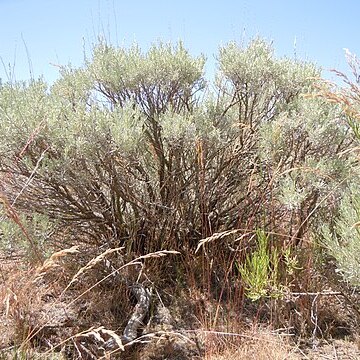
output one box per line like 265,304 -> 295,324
0,39 -> 353,294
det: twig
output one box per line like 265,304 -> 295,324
184,329 -> 288,344
310,294 -> 321,344
12,146 -> 49,207
289,291 -> 342,297
333,342 -> 339,360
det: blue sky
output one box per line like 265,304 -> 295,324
0,0 -> 359,84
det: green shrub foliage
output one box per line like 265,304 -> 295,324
317,50 -> 360,288
321,183 -> 360,287
0,39 -> 353,272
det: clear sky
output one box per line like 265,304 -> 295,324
0,0 -> 359,84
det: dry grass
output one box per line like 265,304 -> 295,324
203,328 -> 302,360
1,248 -> 360,359
0,246 -> 183,358
202,329 -> 358,360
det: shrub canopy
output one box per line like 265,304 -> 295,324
0,39 -> 354,271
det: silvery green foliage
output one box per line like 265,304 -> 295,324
0,80 -> 49,153
159,107 -> 222,148
277,176 -> 307,211
217,38 -> 318,128
0,206 -> 54,258
0,38 -> 352,258
51,66 -> 93,106
0,40 -> 208,250
321,183 -> 360,287
89,40 -> 206,113
316,55 -> 360,288
258,97 -> 351,211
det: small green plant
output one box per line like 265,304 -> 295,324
282,245 -> 301,276
238,230 -> 283,301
